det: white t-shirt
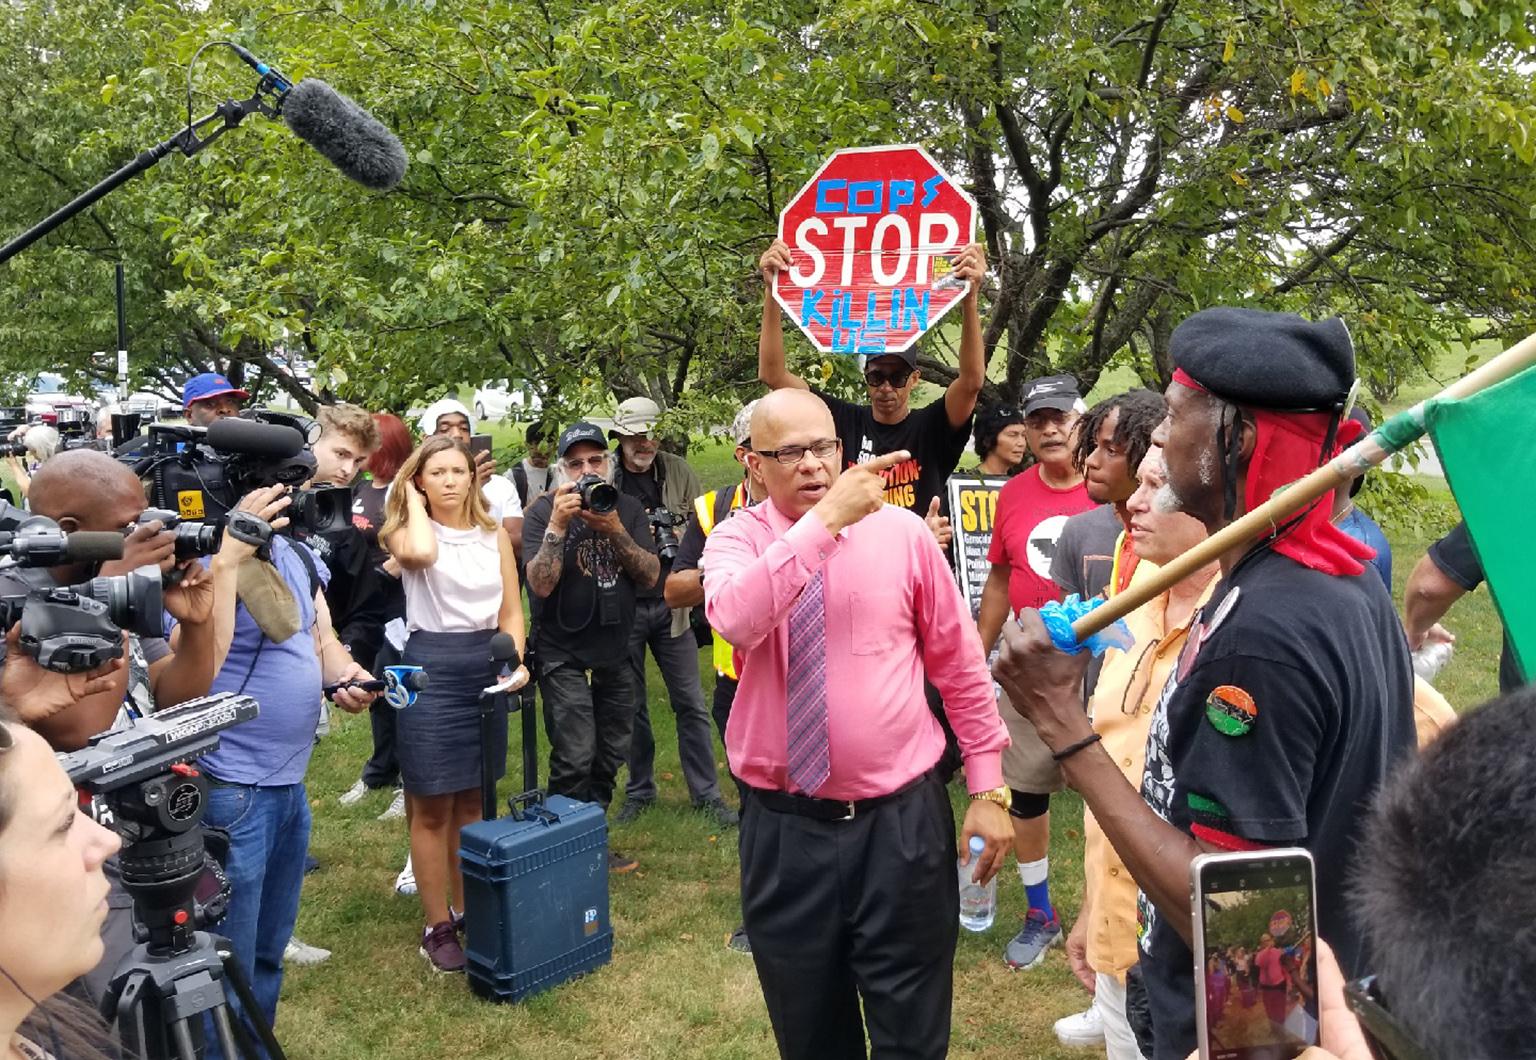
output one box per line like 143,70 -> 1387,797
482,474 -> 523,523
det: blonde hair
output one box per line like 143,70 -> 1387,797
317,403 -> 380,454
380,435 -> 495,540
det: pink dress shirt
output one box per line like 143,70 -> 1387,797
702,498 -> 1007,800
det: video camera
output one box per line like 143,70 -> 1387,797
0,515 -> 163,673
649,507 -> 684,562
116,409 -> 351,536
60,692 -> 258,955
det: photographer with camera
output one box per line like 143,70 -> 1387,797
190,481 -> 378,1048
3,423 -> 60,504
607,398 -> 733,829
521,422 -> 658,873
0,715 -> 124,1060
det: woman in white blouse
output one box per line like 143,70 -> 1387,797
381,435 -> 527,973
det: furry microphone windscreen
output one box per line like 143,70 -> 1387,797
280,80 -> 408,192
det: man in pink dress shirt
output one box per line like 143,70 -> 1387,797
702,389 -> 1014,1060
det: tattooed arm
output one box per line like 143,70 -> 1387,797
524,485 -> 580,598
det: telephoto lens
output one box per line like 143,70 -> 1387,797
575,473 -> 619,514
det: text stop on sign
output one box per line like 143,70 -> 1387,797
774,144 -> 977,355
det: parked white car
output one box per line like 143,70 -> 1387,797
473,381 -> 541,424
25,373 -> 93,424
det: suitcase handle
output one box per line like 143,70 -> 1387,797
507,788 -> 562,825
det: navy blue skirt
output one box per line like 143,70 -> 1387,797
397,629 -> 507,797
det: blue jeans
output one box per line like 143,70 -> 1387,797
203,782 -> 311,1056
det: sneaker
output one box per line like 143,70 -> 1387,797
608,848 -> 639,874
450,906 -> 466,937
420,921 -> 465,973
338,780 -> 370,806
697,795 -> 739,829
394,855 -> 417,896
304,853 -> 321,875
377,787 -> 406,821
1003,908 -> 1062,970
726,925 -> 752,954
1053,1005 -> 1105,1047
283,937 -> 332,966
614,797 -> 654,825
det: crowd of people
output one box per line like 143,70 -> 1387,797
0,236 -> 1526,1060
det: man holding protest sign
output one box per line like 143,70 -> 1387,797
702,388 -> 1011,1060
756,146 -> 988,528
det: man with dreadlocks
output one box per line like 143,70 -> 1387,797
993,308 -> 1415,1060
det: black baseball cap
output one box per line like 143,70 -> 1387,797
556,421 -> 607,457
1021,374 -> 1083,416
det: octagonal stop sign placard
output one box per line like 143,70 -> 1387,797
774,145 -> 977,356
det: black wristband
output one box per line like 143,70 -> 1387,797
1051,732 -> 1102,763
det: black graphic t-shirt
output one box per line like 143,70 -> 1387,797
1135,547 -> 1415,1060
812,388 -> 972,516
521,492 -> 655,668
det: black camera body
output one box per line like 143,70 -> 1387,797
576,473 -> 619,514
137,508 -> 221,561
649,507 -> 684,562
117,410 -> 349,536
0,567 -> 163,673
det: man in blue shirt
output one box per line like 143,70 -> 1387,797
195,483 -> 378,1045
1331,409 -> 1392,588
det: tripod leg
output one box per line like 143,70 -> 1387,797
171,1016 -> 201,1060
210,1004 -> 245,1059
480,694 -> 497,821
215,940 -> 288,1060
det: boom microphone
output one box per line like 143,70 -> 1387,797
279,79 -> 408,192
205,417 -> 305,459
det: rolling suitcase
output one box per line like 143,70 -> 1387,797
458,642 -> 613,1002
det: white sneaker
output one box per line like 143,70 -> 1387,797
377,787 -> 406,821
338,780 -> 369,807
283,937 -> 332,966
394,855 -> 417,896
1053,1005 -> 1105,1048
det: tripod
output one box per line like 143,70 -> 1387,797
478,637 -> 538,821
97,772 -> 286,1060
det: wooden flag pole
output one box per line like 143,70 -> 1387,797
1071,330 -> 1536,641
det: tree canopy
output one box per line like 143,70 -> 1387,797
2,0 -> 1533,423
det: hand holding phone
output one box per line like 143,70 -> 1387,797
1192,848 -> 1320,1060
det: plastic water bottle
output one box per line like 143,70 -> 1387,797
958,835 -> 996,932
1412,640 -> 1454,682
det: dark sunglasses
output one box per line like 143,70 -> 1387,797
864,367 -> 914,389
1345,975 -> 1433,1060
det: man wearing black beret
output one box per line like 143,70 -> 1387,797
992,307 -> 1417,1060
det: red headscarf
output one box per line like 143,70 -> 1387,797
1174,368 -> 1373,576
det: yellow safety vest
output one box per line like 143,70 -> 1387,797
695,482 -> 749,680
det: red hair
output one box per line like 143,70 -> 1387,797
367,412 -> 412,481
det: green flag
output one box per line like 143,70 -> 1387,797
1425,364 -> 1536,685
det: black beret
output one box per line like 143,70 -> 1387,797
1170,307 -> 1355,411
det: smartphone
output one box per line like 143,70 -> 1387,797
1192,848 -> 1319,1060
469,433 -> 493,461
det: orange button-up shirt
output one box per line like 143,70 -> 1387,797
1083,559 -> 1218,980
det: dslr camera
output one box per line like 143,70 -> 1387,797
649,508 -> 684,562
576,473 -> 619,514
0,516 -> 162,673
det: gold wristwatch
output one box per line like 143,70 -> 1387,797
969,786 -> 1012,811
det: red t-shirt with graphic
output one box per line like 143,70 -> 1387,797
988,465 -> 1094,612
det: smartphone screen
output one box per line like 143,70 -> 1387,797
1193,850 -> 1319,1060
470,433 -> 493,460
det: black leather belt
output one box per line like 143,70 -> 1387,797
748,768 -> 935,822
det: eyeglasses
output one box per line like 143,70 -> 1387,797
1119,637 -> 1162,716
563,453 -> 609,472
1344,975 -> 1432,1060
864,368 -> 914,390
753,438 -> 841,465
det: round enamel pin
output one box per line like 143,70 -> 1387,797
1205,684 -> 1257,736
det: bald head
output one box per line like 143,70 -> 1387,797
29,450 -> 147,533
745,389 -> 844,519
749,389 -> 836,453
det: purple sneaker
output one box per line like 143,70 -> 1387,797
420,921 -> 466,973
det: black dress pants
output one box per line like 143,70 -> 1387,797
739,772 -> 958,1060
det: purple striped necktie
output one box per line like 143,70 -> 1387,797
785,569 -> 831,794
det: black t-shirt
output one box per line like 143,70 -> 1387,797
618,466 -> 666,599
521,492 -> 655,668
812,388 -> 972,516
1136,547 -> 1416,1060
1427,520 -> 1525,692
